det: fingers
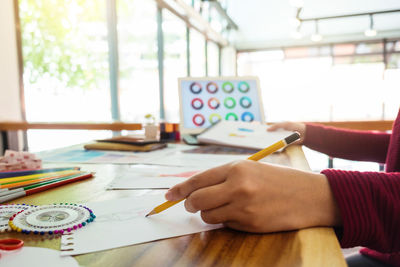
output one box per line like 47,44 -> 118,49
200,203 -> 238,224
165,163 -> 230,201
223,221 -> 255,232
185,182 -> 232,213
267,122 -> 290,132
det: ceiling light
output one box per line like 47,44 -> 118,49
311,20 -> 322,42
311,33 -> 323,42
364,29 -> 377,37
364,14 -> 377,37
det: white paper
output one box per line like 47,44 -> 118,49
108,165 -> 201,189
109,176 -> 187,189
60,195 -> 222,256
197,121 -> 294,150
38,143 -> 193,164
0,247 -> 79,267
140,151 -> 246,168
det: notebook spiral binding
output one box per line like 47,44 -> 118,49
60,232 -> 75,252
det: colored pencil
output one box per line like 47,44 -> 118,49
0,171 -> 83,189
0,173 -> 89,197
0,171 -> 84,189
145,132 -> 301,217
0,167 -> 80,179
0,170 -> 81,184
0,173 -> 94,203
0,188 -> 23,197
0,173 -> 86,196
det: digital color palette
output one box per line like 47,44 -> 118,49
180,78 -> 264,129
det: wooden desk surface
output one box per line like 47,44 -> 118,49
2,145 -> 346,267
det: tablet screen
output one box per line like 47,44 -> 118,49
180,78 -> 264,130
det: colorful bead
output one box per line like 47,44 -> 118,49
7,203 -> 95,236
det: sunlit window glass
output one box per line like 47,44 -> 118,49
19,0 -> 112,150
207,41 -> 219,76
190,29 -> 206,76
20,0 -> 110,122
117,0 -> 159,122
163,10 -> 187,122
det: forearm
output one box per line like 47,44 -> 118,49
323,169 -> 400,252
304,123 -> 391,163
279,169 -> 342,230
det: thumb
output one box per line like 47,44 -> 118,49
267,122 -> 288,132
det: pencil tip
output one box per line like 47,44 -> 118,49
146,210 -> 155,217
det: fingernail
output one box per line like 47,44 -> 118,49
165,190 -> 174,201
186,203 -> 195,213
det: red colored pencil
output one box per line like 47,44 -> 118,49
27,173 -> 93,195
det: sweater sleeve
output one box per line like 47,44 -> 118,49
304,123 -> 391,163
322,169 -> 400,252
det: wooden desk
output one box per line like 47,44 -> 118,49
2,146 -> 346,266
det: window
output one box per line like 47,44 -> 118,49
221,46 -> 237,76
189,29 -> 206,76
328,63 -> 385,120
163,9 -> 187,122
19,0 -> 112,151
16,0 -> 236,151
207,41 -> 219,76
383,69 -> 400,119
238,40 -> 400,122
20,0 -> 110,123
237,40 -> 400,172
117,0 -> 159,122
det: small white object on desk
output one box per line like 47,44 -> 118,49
144,124 -> 158,140
0,246 -> 79,267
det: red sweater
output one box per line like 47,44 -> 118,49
304,109 -> 400,267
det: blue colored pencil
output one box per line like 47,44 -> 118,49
0,167 -> 80,179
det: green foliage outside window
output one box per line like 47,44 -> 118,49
19,0 -> 108,90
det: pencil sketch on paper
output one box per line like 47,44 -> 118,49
95,207 -> 148,222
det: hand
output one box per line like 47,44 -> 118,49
166,160 -> 341,233
267,122 -> 306,145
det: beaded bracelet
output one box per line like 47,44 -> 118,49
8,203 -> 95,235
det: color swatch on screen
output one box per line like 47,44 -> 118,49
181,79 -> 263,129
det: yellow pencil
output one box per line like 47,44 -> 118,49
145,132 -> 300,217
0,170 -> 82,184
